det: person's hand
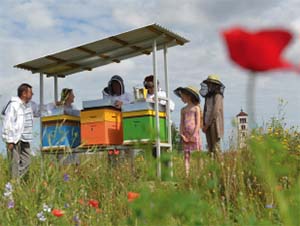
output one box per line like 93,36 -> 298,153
202,126 -> 208,133
7,143 -> 14,151
180,134 -> 189,143
114,100 -> 123,109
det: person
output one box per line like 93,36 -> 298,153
143,75 -> 175,111
102,75 -> 133,108
174,86 -> 202,176
54,88 -> 80,116
2,83 -> 41,179
200,74 -> 225,156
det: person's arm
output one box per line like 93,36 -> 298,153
179,108 -> 188,142
192,106 -> 201,137
2,103 -> 17,147
30,101 -> 47,117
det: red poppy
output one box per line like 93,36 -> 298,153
88,199 -> 99,208
114,149 -> 120,155
108,150 -> 114,155
52,209 -> 64,217
222,27 -> 294,72
128,192 -> 140,202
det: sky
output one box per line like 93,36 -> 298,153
1,0 -> 300,152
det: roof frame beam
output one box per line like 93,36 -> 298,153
52,39 -> 176,77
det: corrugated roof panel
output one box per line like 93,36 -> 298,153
15,24 -> 189,77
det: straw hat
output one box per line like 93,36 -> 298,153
204,74 -> 223,85
174,86 -> 200,102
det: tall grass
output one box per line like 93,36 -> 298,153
0,116 -> 299,225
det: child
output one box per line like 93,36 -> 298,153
174,86 -> 202,176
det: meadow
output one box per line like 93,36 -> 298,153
0,115 -> 299,226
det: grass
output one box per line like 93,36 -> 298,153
0,118 -> 299,226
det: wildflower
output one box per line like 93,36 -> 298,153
114,149 -> 120,155
7,200 -> 14,209
63,173 -> 70,182
222,27 -> 294,71
37,211 -> 47,222
128,192 -> 140,202
52,209 -> 64,217
73,215 -> 81,226
43,203 -> 51,212
88,199 -> 99,208
5,182 -> 13,193
3,182 -> 13,198
265,204 -> 274,209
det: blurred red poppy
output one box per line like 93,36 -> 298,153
52,209 -> 64,217
128,192 -> 140,202
88,199 -> 99,208
222,27 -> 294,72
114,149 -> 120,155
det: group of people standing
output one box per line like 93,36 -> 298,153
174,74 -> 225,176
1,74 -> 224,179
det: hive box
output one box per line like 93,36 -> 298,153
80,107 -> 123,145
122,102 -> 168,143
41,115 -> 80,150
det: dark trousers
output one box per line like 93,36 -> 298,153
7,141 -> 31,179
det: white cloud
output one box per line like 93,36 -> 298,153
13,1 -> 56,30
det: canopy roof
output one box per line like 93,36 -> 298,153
15,24 -> 189,77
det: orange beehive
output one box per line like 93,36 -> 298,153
81,121 -> 123,145
80,108 -> 123,146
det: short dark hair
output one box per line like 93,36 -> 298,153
17,83 -> 32,97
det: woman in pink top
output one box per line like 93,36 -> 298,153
174,86 -> 202,176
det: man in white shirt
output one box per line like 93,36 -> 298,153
143,75 -> 175,111
2,83 -> 40,179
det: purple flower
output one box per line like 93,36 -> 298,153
5,182 -> 13,192
37,211 -> 47,222
73,215 -> 80,226
265,204 -> 274,209
63,173 -> 70,181
7,199 -> 14,209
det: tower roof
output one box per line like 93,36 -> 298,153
236,109 -> 248,117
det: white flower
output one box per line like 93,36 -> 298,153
5,182 -> 13,192
43,203 -> 51,212
3,191 -> 12,198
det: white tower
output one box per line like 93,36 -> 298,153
236,109 -> 248,149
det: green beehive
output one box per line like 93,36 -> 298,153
122,110 -> 168,143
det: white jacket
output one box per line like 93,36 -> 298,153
146,89 -> 175,111
2,97 -> 40,144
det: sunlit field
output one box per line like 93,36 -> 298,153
0,115 -> 299,226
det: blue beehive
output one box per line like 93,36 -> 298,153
41,115 -> 80,151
